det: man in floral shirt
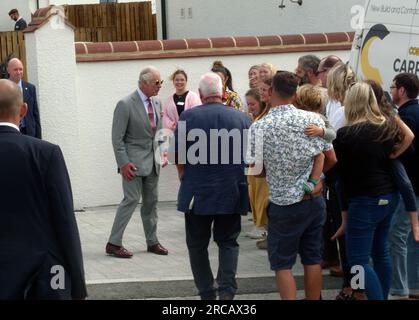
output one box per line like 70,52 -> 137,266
247,71 -> 336,300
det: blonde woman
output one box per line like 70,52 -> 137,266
326,62 -> 357,130
332,82 -> 401,300
259,63 -> 276,82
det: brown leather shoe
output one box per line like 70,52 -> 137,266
147,243 -> 168,255
106,242 -> 133,258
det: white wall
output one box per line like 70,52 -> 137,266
75,50 -> 350,208
165,0 -> 364,39
25,16 -> 84,208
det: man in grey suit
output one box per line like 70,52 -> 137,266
106,66 -> 168,258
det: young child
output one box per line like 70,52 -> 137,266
296,84 -> 335,193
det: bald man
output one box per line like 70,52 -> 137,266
7,58 -> 41,139
0,79 -> 87,299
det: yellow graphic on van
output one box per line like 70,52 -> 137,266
409,47 -> 419,56
361,24 -> 390,85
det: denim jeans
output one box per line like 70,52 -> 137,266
185,212 -> 241,300
345,192 -> 399,300
389,195 -> 419,296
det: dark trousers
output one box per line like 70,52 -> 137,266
185,212 -> 241,300
326,169 -> 351,287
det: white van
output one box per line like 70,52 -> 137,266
349,0 -> 419,92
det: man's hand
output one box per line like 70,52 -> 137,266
413,224 -> 419,242
409,211 -> 419,242
305,124 -> 324,137
121,162 -> 137,181
161,151 -> 169,168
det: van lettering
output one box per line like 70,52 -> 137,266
408,60 -> 416,73
400,59 -> 407,72
393,59 -> 419,74
394,58 -> 401,72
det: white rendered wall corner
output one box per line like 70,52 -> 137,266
24,13 -> 86,209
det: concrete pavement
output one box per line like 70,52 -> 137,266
77,196 -> 342,300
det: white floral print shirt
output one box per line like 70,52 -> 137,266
247,104 -> 332,206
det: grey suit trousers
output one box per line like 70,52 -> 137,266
109,168 -> 159,246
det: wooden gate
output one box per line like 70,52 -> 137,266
0,31 -> 26,79
65,2 -> 156,42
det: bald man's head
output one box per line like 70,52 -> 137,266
0,79 -> 25,123
7,58 -> 24,84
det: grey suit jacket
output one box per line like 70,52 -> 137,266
112,90 -> 162,176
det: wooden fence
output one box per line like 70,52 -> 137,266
65,2 -> 157,42
0,31 -> 26,79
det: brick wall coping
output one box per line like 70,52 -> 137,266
23,6 -> 353,62
75,32 -> 354,62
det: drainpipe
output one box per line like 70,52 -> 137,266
161,0 -> 167,39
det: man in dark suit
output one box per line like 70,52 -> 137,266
7,58 -> 41,139
0,79 -> 87,300
8,9 -> 27,31
172,72 -> 252,300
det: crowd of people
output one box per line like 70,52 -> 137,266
1,51 -> 418,301
104,57 -> 419,301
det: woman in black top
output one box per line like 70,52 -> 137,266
332,82 -> 400,300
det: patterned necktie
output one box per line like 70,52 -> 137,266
146,98 -> 156,132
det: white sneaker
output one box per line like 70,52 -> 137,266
245,227 -> 267,239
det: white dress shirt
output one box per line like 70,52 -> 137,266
0,122 -> 20,131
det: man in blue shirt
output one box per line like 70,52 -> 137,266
389,72 -> 419,299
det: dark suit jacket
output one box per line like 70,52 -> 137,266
14,18 -> 27,31
21,80 -> 42,139
174,103 -> 252,215
0,125 -> 87,299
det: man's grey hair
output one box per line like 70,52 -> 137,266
139,66 -> 159,83
298,55 -> 321,72
199,72 -> 223,98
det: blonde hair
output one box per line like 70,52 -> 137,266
260,63 -> 276,78
296,84 -> 325,113
344,82 -> 386,126
327,62 -> 356,103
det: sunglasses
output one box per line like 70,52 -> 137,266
315,70 -> 327,76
